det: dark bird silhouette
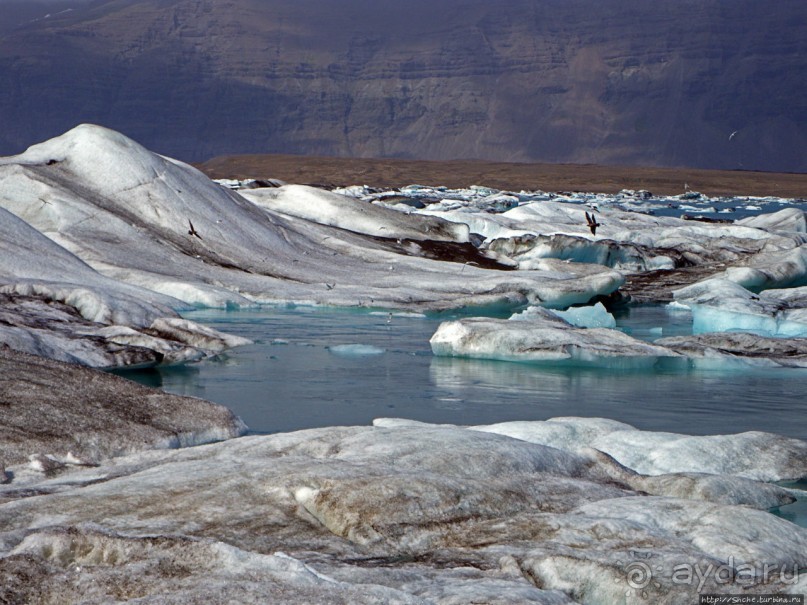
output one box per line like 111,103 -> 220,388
585,212 -> 601,235
187,219 -> 202,240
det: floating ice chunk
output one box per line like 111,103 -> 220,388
369,311 -> 427,318
328,344 -> 386,357
673,278 -> 807,336
658,332 -> 807,368
547,302 -> 616,329
430,308 -> 679,366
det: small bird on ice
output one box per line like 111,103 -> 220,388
585,211 -> 601,235
187,219 -> 202,239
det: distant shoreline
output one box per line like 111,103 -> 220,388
197,154 -> 807,198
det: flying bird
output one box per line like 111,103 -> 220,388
585,212 -> 601,235
187,219 -> 202,239
729,130 -> 738,141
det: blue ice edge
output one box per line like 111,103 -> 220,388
773,480 -> 807,528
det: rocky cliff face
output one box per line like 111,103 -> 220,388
1,0 -> 805,171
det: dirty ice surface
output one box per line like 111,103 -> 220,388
1,126 -> 807,604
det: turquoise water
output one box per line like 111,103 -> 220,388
124,305 -> 807,440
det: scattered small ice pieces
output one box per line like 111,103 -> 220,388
369,311 -> 427,318
327,344 -> 386,357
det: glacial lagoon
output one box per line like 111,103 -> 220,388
125,304 -> 807,439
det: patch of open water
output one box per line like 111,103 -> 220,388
124,305 -> 807,439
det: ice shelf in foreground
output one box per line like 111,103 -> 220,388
1,416 -> 804,604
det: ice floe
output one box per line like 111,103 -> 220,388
673,278 -> 807,337
430,307 -> 679,366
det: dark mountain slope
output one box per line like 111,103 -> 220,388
1,0 -> 805,171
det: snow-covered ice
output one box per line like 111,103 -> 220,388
3,124 -> 806,369
242,184 -> 470,242
2,125 -> 807,603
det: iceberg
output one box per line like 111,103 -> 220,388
673,278 -> 807,337
430,307 -> 679,366
658,332 -> 807,368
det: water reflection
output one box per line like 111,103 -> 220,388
428,356 -> 807,437
116,306 -> 807,441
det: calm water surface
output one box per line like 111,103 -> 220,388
124,305 -> 807,440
